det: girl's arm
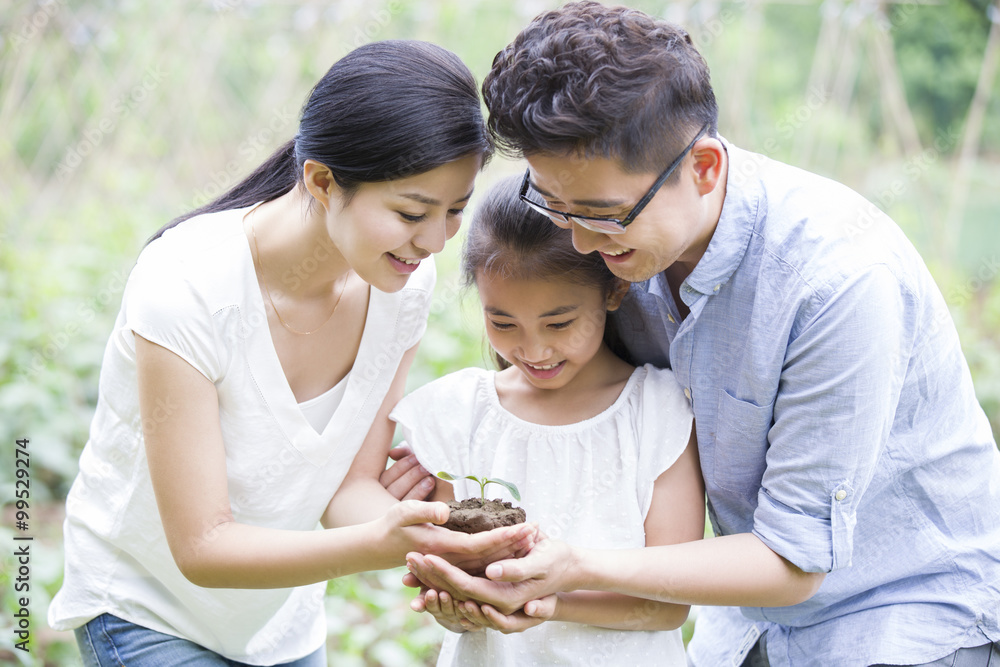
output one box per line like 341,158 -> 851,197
137,335 -> 533,589
450,430 -> 705,632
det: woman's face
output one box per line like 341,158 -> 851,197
329,154 -> 480,292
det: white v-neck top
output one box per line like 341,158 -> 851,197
48,205 -> 435,665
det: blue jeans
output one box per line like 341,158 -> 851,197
75,613 -> 327,667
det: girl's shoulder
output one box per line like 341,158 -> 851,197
631,364 -> 692,419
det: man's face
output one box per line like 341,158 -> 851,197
523,145 -> 724,283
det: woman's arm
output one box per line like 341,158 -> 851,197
322,344 -> 423,528
137,335 -> 533,589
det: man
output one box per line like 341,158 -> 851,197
397,3 -> 1000,665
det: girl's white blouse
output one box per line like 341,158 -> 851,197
391,364 -> 694,666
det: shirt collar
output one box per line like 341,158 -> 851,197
680,138 -> 760,300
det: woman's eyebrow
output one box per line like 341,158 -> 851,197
398,188 -> 474,206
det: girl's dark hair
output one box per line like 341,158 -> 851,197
482,1 -> 716,178
149,40 -> 492,243
463,174 -> 631,368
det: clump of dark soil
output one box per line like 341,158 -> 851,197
442,498 -> 526,534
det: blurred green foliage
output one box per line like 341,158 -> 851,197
1,0 -> 998,664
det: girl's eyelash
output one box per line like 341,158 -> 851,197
448,208 -> 465,216
548,320 -> 574,329
489,320 -> 514,331
399,212 -> 426,222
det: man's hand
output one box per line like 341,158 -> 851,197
381,444 -> 435,501
405,532 -> 577,615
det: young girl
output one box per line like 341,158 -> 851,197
47,41 -> 534,667
390,175 -> 705,666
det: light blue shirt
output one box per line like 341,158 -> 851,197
613,142 -> 1000,667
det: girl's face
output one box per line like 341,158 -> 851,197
477,271 -> 623,391
328,154 -> 480,292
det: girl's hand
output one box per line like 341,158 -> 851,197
457,596 -> 558,634
411,587 -> 480,634
381,445 -> 436,501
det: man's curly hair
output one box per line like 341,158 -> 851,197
482,1 -> 718,176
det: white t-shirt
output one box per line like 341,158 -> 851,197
390,365 -> 694,667
48,205 -> 435,665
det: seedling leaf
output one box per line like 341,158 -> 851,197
436,471 -> 522,502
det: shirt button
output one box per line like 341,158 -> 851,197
684,387 -> 692,400
714,284 -> 721,292
667,313 -> 676,324
835,490 -> 847,501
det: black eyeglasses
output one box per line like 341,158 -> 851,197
518,122 -> 710,235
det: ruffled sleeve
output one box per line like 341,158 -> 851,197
634,364 -> 695,518
390,368 -> 488,482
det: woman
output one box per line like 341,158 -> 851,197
48,40 -> 533,667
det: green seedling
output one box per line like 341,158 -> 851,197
436,471 -> 521,502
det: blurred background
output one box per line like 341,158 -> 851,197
1,0 -> 998,664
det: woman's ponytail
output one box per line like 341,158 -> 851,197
147,139 -> 297,243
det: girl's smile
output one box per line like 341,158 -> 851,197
476,272 -> 626,394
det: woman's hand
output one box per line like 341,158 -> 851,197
378,501 -> 537,573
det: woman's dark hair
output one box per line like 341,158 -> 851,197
463,174 -> 631,368
482,1 -> 716,178
149,40 -> 491,243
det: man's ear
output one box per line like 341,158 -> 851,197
690,137 -> 725,196
606,278 -> 631,311
302,159 -> 339,212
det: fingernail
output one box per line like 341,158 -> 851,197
420,477 -> 434,488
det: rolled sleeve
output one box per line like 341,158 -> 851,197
753,480 -> 856,573
752,266 -> 914,573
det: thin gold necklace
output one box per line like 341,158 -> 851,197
249,207 -> 349,336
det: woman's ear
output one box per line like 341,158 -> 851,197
302,159 -> 339,212
606,278 -> 631,311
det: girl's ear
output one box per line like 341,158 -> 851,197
606,278 -> 630,311
302,159 -> 340,213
